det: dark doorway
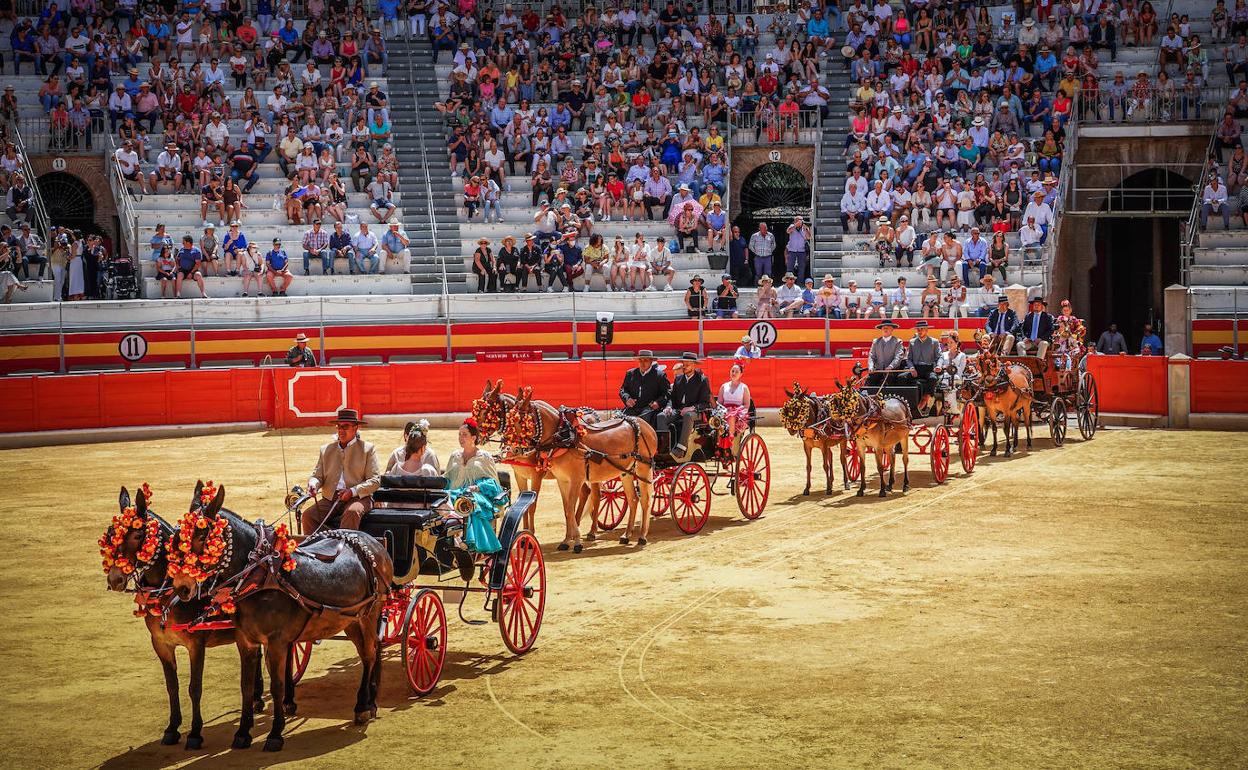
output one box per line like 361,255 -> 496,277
35,172 -> 101,237
734,162 -> 811,280
1089,169 -> 1192,348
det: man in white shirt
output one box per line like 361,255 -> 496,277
108,84 -> 132,132
267,85 -> 289,125
204,113 -> 231,153
114,140 -> 148,193
776,272 -> 805,316
1019,216 -> 1044,263
1201,177 -> 1231,230
866,180 -> 892,223
1022,190 -> 1054,241
203,58 -> 227,97
894,215 -> 917,267
150,142 -> 184,193
351,223 -> 380,274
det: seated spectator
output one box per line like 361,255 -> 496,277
265,238 -> 294,296
301,219 -> 332,275
174,235 -> 206,298
380,221 -> 409,272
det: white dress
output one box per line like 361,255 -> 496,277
385,445 -> 441,477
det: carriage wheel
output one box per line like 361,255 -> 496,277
878,448 -> 892,471
290,641 -> 313,685
930,426 -> 950,484
959,402 -> 979,473
650,471 -> 672,516
734,433 -> 771,520
594,478 -> 628,531
670,463 -> 711,534
1078,373 -> 1099,440
402,589 -> 447,695
845,440 -> 863,482
1049,398 -> 1068,447
379,587 -> 409,645
498,531 -> 546,655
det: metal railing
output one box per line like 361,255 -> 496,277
1068,161 -> 1206,214
1076,86 -> 1227,126
105,134 -> 142,267
10,122 -> 52,241
400,10 -> 453,358
727,108 -> 822,147
1180,104 -> 1223,299
14,116 -> 101,155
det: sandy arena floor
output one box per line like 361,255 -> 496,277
0,426 -> 1245,769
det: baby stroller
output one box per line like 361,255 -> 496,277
104,254 -> 138,299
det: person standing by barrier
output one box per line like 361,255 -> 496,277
785,217 -> 810,283
286,332 -> 317,367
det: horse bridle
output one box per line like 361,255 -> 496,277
115,516 -> 176,595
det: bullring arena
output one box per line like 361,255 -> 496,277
1,424 -> 1246,768
3,0 -> 1248,765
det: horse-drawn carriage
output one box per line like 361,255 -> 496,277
853,375 -> 980,484
593,403 -> 772,536
285,471 -> 545,695
996,352 -> 1100,445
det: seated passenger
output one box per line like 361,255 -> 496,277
444,419 -> 503,555
302,408 -> 380,533
385,419 -> 441,477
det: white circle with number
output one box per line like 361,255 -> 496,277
52,157 -> 67,171
768,150 -> 781,162
748,320 -> 777,349
118,333 -> 148,362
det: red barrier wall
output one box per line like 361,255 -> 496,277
1190,360 -> 1248,414
1086,355 -> 1169,416
1192,320 -> 1243,357
9,354 -> 1231,435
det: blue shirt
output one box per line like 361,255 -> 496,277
1030,314 -> 1041,340
176,247 -> 201,271
702,162 -> 726,187
559,243 -> 582,266
706,210 -> 727,230
806,17 -> 830,38
378,0 -> 400,19
223,232 -> 248,255
266,249 -> 289,270
963,237 -> 988,265
279,26 -> 300,46
1140,334 -> 1163,354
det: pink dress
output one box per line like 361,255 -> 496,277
719,380 -> 750,434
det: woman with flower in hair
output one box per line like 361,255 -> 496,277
385,419 -> 441,477
444,418 -> 502,554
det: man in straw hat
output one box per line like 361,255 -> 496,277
664,352 -> 711,460
865,319 -> 905,387
302,408 -> 380,532
619,349 -> 670,428
286,332 -> 317,367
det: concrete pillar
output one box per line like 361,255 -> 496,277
1163,284 -> 1190,356
1167,354 -> 1191,429
1005,283 -> 1029,318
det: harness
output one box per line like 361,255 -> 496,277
510,402 -> 654,482
196,521 -> 388,625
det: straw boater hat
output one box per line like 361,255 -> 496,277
822,274 -> 835,282
477,237 -> 490,245
690,275 -> 704,285
330,408 -> 366,425
502,234 -> 516,245
740,335 -> 752,344
294,333 -> 309,343
759,274 -> 773,284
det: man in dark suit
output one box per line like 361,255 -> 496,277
984,294 -> 1018,351
666,352 -> 711,460
1012,296 -> 1055,357
619,349 -> 669,428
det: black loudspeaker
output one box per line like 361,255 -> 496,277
595,319 -> 614,346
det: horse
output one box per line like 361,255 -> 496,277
779,383 -> 852,495
166,481 -> 393,752
473,379 -> 551,532
101,486 -> 287,750
967,335 -> 1034,457
509,387 -> 657,550
829,380 -> 913,497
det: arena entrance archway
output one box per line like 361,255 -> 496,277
1089,169 -> 1194,346
734,162 -> 811,276
35,171 -> 104,235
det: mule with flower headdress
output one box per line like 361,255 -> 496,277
827,374 -> 914,497
779,382 -> 853,495
166,481 -> 392,752
100,485 -> 283,750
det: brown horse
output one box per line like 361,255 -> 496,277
968,336 -> 1034,457
510,387 -> 657,549
779,383 -> 851,495
102,486 -> 282,750
167,482 -> 392,752
829,382 -> 913,497
473,379 -> 549,532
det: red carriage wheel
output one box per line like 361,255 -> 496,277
930,426 -> 950,484
734,433 -> 771,520
959,402 -> 979,473
650,471 -> 672,516
402,589 -> 447,695
290,641 -> 313,684
845,440 -> 863,482
498,531 -> 546,654
879,448 -> 892,471
380,587 -> 410,644
594,478 -> 628,531
670,463 -> 711,534
911,425 -> 932,453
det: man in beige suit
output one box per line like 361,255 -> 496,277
302,408 -> 381,533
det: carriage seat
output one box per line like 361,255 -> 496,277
373,474 -> 448,506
